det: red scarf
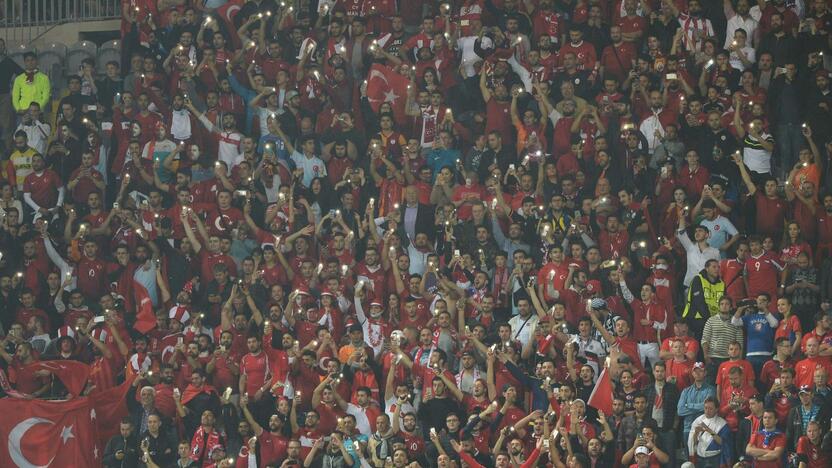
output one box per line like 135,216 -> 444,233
181,383 -> 218,406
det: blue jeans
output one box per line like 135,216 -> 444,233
775,123 -> 804,180
747,354 -> 771,385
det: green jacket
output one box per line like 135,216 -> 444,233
683,271 -> 725,321
12,72 -> 50,112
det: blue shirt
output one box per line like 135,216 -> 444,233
742,313 -> 776,356
677,382 -> 716,435
427,148 -> 461,180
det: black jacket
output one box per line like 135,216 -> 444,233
643,382 -> 680,431
103,434 -> 140,468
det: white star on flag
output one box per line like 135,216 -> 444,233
383,89 -> 399,103
89,408 -> 96,420
60,425 -> 75,444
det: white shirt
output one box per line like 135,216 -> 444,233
347,403 -> 373,435
677,229 -> 721,287
687,414 -> 728,458
640,109 -> 666,153
728,46 -> 756,71
290,150 -> 327,187
457,36 -> 492,78
508,313 -> 539,348
16,121 -> 50,155
384,396 -> 415,423
725,15 -> 758,49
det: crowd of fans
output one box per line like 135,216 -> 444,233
3,0 -> 832,466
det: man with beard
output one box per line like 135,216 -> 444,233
0,341 -> 49,396
186,98 -> 243,170
288,393 -> 324,460
205,330 -> 240,398
666,0 -> 714,53
175,369 -> 221,438
8,131 -> 39,192
23,153 -> 63,219
169,340 -> 203,391
186,409 -> 225,467
153,365 -> 177,419
600,25 -> 636,83
480,68 -> 514,149
239,333 -> 271,426
240,393 -> 289,466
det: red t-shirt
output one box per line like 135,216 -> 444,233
797,436 -> 830,468
754,192 -> 788,238
259,431 -> 289,466
23,170 -> 62,208
747,431 -> 786,468
240,351 -> 269,396
744,252 -> 782,298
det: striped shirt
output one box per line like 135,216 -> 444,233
742,132 -> 774,174
702,313 -> 745,359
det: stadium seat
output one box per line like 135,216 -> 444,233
66,40 -> 98,77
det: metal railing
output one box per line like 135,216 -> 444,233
2,0 -> 121,46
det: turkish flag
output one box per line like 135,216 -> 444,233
0,396 -> 101,467
92,378 -> 134,444
587,367 -> 614,415
366,64 -> 410,123
28,360 -> 90,397
133,280 -> 157,334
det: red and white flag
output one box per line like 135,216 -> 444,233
27,360 -> 90,397
366,64 -> 410,123
0,396 -> 101,467
92,379 -> 133,444
587,367 -> 613,415
133,280 -> 157,334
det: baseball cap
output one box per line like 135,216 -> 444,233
635,446 -> 650,456
693,362 -> 706,370
348,323 -> 363,333
799,384 -> 813,394
285,89 -> 299,101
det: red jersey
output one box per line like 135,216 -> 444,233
795,357 -> 832,387
259,431 -> 289,467
754,192 -> 788,238
614,336 -> 643,371
744,251 -> 782,297
600,42 -> 636,81
557,41 -> 597,70
199,251 -> 238,283
716,359 -> 756,390
719,383 -> 757,431
664,359 -> 693,390
23,170 -> 62,208
797,436 -> 830,468
76,256 -> 110,300
240,351 -> 269,396
747,431 -> 786,468
719,258 -> 747,303
630,300 -> 667,344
